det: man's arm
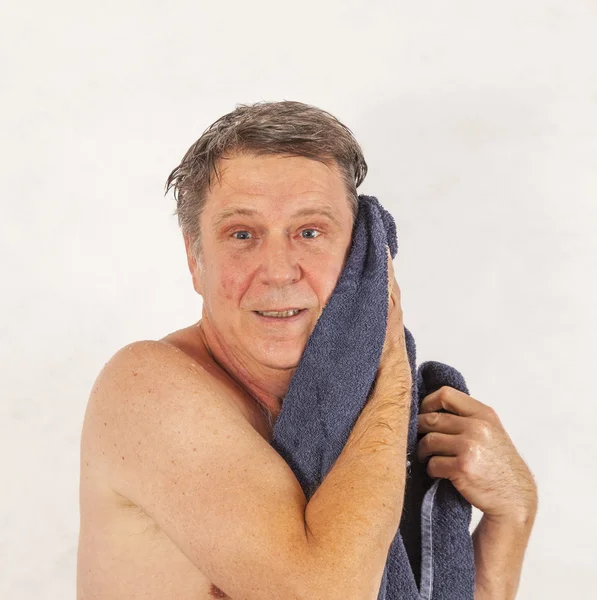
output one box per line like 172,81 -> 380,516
86,340 -> 410,600
84,341 -> 318,600
473,508 -> 537,600
305,359 -> 412,599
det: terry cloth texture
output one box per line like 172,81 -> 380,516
269,194 -> 476,599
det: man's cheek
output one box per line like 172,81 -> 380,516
219,272 -> 241,302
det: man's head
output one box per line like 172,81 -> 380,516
165,100 -> 368,371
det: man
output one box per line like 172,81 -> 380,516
77,100 -> 537,599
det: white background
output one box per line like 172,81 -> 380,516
1,1 -> 595,598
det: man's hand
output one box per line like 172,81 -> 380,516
416,386 -> 538,521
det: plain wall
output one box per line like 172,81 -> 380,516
1,1 -> 595,598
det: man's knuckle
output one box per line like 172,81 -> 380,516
458,453 -> 474,474
427,412 -> 440,425
438,386 -> 452,399
422,432 -> 435,450
474,420 -> 491,440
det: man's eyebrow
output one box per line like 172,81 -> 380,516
212,206 -> 342,229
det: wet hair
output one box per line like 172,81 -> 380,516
164,100 -> 368,264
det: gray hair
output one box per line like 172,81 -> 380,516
164,100 -> 368,265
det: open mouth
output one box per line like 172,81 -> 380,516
253,309 -> 307,322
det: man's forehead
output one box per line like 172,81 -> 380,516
212,153 -> 342,194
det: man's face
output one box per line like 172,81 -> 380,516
186,152 -> 355,370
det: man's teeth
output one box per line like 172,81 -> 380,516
257,309 -> 301,318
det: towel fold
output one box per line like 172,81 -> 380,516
269,194 -> 475,599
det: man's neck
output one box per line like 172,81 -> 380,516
195,319 -> 288,424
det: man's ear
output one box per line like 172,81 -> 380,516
183,234 -> 203,296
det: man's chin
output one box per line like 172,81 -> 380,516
250,345 -> 304,370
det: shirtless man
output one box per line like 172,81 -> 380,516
77,101 -> 538,599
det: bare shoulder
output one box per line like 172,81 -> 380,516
79,338 -> 315,600
86,336 -> 245,421
81,337 -> 252,483
80,334 -> 270,514
92,338 -> 211,392
78,339 -> 247,599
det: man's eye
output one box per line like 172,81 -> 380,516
230,229 -> 321,241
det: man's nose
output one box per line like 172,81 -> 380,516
257,235 -> 301,285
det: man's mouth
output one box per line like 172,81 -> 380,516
253,308 -> 307,321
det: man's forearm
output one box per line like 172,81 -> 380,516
472,508 -> 537,599
304,362 -> 411,600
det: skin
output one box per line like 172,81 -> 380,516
184,152 -> 356,423
184,152 -> 356,598
417,386 -> 538,599
78,151 -> 537,599
77,153 -> 357,600
185,151 -> 538,597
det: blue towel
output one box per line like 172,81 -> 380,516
270,194 -> 476,599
